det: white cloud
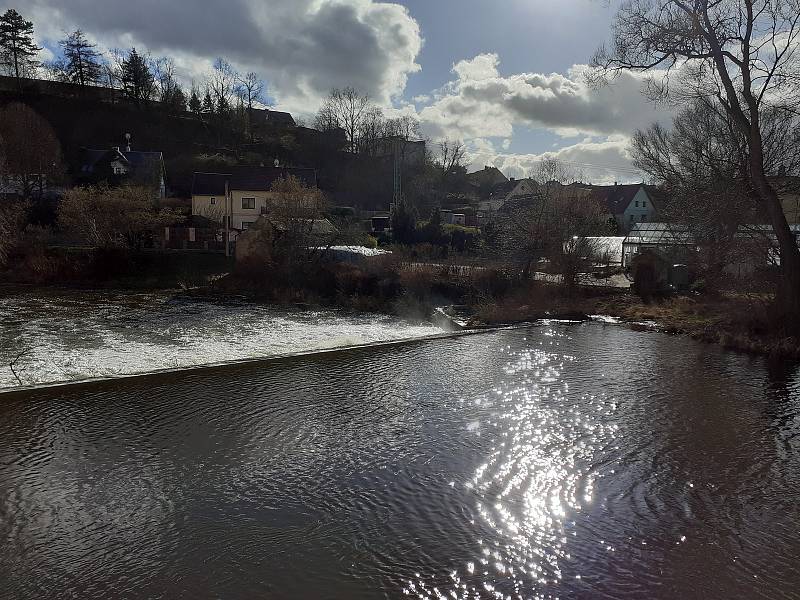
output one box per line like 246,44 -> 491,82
20,0 -> 422,116
467,136 -> 643,185
418,53 -> 672,142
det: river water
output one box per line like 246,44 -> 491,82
1,313 -> 799,599
0,289 -> 443,389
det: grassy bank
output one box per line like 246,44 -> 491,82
473,284 -> 800,360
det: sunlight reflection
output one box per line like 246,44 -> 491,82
405,336 -> 618,599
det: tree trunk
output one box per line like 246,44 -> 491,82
750,153 -> 800,328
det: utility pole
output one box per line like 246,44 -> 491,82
392,136 -> 402,209
224,179 -> 230,257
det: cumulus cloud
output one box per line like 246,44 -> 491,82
418,53 -> 672,141
19,0 -> 422,115
466,136 -> 642,185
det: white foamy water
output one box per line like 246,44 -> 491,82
0,289 -> 444,389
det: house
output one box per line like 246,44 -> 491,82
191,165 -> 318,234
775,176 -> 800,224
373,137 -> 427,165
467,166 -> 508,189
477,178 -> 520,214
467,166 -> 508,200
79,146 -> 167,198
588,183 -> 659,233
249,107 -> 296,128
371,215 -> 391,233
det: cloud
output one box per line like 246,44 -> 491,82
466,136 -> 642,185
418,53 -> 672,142
18,0 -> 422,115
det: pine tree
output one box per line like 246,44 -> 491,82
201,90 -> 214,115
188,88 -> 202,116
0,9 -> 41,85
120,48 -> 155,106
391,199 -> 417,245
59,30 -> 102,87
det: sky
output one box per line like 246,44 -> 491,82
7,0 -> 677,183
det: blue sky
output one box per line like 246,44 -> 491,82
401,0 -> 617,95
12,0 -> 666,182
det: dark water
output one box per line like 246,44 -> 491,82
1,323 -> 799,599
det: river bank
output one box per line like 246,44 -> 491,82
472,285 -> 800,360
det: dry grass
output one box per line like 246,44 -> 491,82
476,288 -> 800,359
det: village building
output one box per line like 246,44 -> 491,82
191,165 -> 318,233
79,145 -> 167,198
587,183 -> 659,233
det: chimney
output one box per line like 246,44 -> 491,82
614,181 -> 618,186
124,133 -> 131,152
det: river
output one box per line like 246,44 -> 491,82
1,296 -> 800,599
0,288 -> 444,389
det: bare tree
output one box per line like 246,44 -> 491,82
0,201 -> 26,268
357,105 -> 385,156
8,348 -> 30,386
235,71 -> 265,140
314,87 -> 371,153
152,57 -> 186,113
435,139 -> 467,178
503,158 -> 605,286
208,57 -> 237,113
59,185 -> 182,250
0,103 -> 62,200
593,0 -> 800,320
237,176 -> 339,274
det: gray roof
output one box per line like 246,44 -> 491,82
81,148 -> 163,173
191,166 -> 317,195
623,222 -> 693,245
191,172 -> 229,196
251,108 -> 296,126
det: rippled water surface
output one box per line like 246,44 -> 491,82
2,321 -> 800,599
0,288 -> 443,388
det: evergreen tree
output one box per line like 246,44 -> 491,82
188,88 -> 202,116
59,30 -> 102,87
0,9 -> 40,84
120,48 -> 155,106
201,90 -> 214,115
391,199 -> 417,245
165,86 -> 186,114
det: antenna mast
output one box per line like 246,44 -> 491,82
392,137 -> 402,208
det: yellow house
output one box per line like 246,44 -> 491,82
191,166 -> 318,232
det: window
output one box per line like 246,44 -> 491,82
210,197 -> 216,205
242,197 -> 256,209
629,214 -> 634,222
641,214 -> 647,222
643,200 -> 647,208
241,221 -> 254,230
635,200 -> 639,207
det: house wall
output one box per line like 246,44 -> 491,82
193,189 -> 320,230
782,192 -> 800,224
618,187 -> 657,233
